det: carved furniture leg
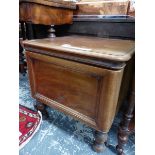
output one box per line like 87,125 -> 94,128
35,101 -> 49,119
116,75 -> 135,155
93,131 -> 108,153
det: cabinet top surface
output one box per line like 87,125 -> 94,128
23,35 -> 135,62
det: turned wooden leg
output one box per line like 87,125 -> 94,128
35,101 -> 49,119
116,75 -> 135,155
93,131 -> 108,153
48,25 -> 56,38
19,22 -> 27,75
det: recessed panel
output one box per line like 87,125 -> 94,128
34,59 -> 102,119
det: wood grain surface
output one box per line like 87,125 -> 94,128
19,0 -> 75,25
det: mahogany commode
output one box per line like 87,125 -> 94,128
23,35 -> 135,152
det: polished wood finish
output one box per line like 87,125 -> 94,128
74,0 -> 129,15
19,0 -> 76,25
116,74 -> 135,155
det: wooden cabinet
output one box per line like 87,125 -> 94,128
23,35 -> 134,152
26,51 -> 123,132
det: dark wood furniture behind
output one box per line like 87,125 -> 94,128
55,15 -> 135,39
19,0 -> 76,74
19,0 -> 76,25
116,72 -> 135,155
19,21 -> 37,74
23,35 -> 135,152
19,22 -> 27,74
19,0 -> 76,37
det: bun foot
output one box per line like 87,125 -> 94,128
93,131 -> 108,153
35,101 -> 49,119
93,142 -> 106,153
116,145 -> 125,155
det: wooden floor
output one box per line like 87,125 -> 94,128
19,74 -> 135,155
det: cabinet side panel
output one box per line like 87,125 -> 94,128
97,69 -> 124,132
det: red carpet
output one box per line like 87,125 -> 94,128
19,105 -> 42,149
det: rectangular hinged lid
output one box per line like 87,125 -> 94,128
23,35 -> 135,62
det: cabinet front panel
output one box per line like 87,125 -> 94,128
35,59 -> 100,119
26,51 -> 123,131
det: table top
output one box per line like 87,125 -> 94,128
23,35 -> 135,62
74,0 -> 129,16
19,0 -> 76,9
